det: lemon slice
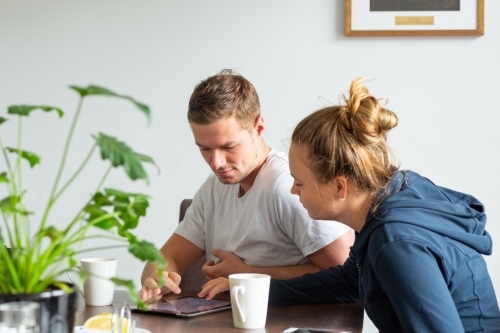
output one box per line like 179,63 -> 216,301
83,313 -> 129,332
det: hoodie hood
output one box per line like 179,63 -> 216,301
353,170 -> 492,262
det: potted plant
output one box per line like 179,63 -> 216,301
0,85 -> 166,333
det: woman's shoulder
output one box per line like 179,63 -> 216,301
366,220 -> 446,258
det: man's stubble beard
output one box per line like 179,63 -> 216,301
215,138 -> 259,185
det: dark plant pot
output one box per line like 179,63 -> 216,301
0,285 -> 77,333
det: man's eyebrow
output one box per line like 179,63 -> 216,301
194,141 -> 237,148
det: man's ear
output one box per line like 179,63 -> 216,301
254,116 -> 265,137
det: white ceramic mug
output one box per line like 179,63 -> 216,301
67,258 -> 117,306
229,273 -> 271,329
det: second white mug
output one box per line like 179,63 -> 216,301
67,257 -> 117,306
229,273 -> 271,329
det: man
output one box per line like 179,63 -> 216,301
140,69 -> 353,302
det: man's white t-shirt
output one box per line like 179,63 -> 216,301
175,149 -> 350,289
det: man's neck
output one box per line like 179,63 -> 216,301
239,143 -> 271,196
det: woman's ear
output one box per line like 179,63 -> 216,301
332,176 -> 348,201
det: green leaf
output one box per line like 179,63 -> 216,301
51,281 -> 73,293
121,196 -> 149,230
85,190 -> 149,232
68,256 -> 78,268
94,133 -> 153,182
136,153 -> 160,175
0,117 -> 7,125
0,196 -> 16,213
110,277 -> 142,306
120,213 -> 139,230
129,240 -> 166,264
102,190 -> 149,230
8,105 -> 64,118
84,205 -> 119,230
40,226 -> 64,242
117,229 -> 137,243
104,188 -> 150,198
6,147 -> 41,168
90,191 -> 113,207
0,172 -> 9,183
68,85 -> 150,122
0,195 -> 32,215
129,195 -> 149,218
76,270 -> 89,282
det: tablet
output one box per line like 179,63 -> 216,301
131,296 -> 231,318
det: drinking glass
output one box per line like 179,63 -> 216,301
112,303 -> 135,333
0,302 -> 40,333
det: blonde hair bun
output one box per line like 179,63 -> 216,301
291,77 -> 399,195
343,77 -> 398,146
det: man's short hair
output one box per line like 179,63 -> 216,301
188,69 -> 261,130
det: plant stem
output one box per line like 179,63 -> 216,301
76,244 -> 128,254
36,97 -> 84,261
27,210 -> 121,292
53,143 -> 97,202
63,200 -> 91,236
0,138 -> 18,248
40,96 -> 84,232
59,161 -> 112,238
14,116 -> 24,248
96,165 -> 113,193
16,117 -> 23,198
0,212 -> 14,250
81,234 -> 128,242
0,136 -> 15,184
0,238 -> 22,290
66,211 -> 120,243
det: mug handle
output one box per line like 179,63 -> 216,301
230,286 -> 246,323
67,266 -> 85,297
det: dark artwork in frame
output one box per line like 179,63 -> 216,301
370,0 -> 460,11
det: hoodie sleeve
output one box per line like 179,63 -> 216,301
374,240 -> 464,332
268,253 -> 359,305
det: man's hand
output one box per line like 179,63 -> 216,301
198,277 -> 230,300
202,249 -> 247,279
139,271 -> 182,303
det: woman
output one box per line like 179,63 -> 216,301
199,78 -> 500,332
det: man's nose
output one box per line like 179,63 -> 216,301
210,150 -> 226,169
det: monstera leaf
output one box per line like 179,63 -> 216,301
94,133 -> 157,183
69,85 -> 150,122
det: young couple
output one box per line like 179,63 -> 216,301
141,70 -> 500,332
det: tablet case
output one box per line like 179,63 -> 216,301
132,296 -> 231,318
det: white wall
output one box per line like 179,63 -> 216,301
1,0 -> 499,309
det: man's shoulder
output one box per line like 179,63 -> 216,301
267,149 -> 289,164
261,149 -> 290,176
258,150 -> 293,190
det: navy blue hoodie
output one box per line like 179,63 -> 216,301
268,170 -> 500,332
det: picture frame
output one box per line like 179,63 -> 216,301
345,0 -> 484,37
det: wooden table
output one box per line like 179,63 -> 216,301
76,290 -> 364,333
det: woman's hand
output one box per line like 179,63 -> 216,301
198,277 -> 230,300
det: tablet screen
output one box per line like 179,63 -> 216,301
132,296 -> 231,317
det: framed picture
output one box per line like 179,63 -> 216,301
346,0 -> 484,37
